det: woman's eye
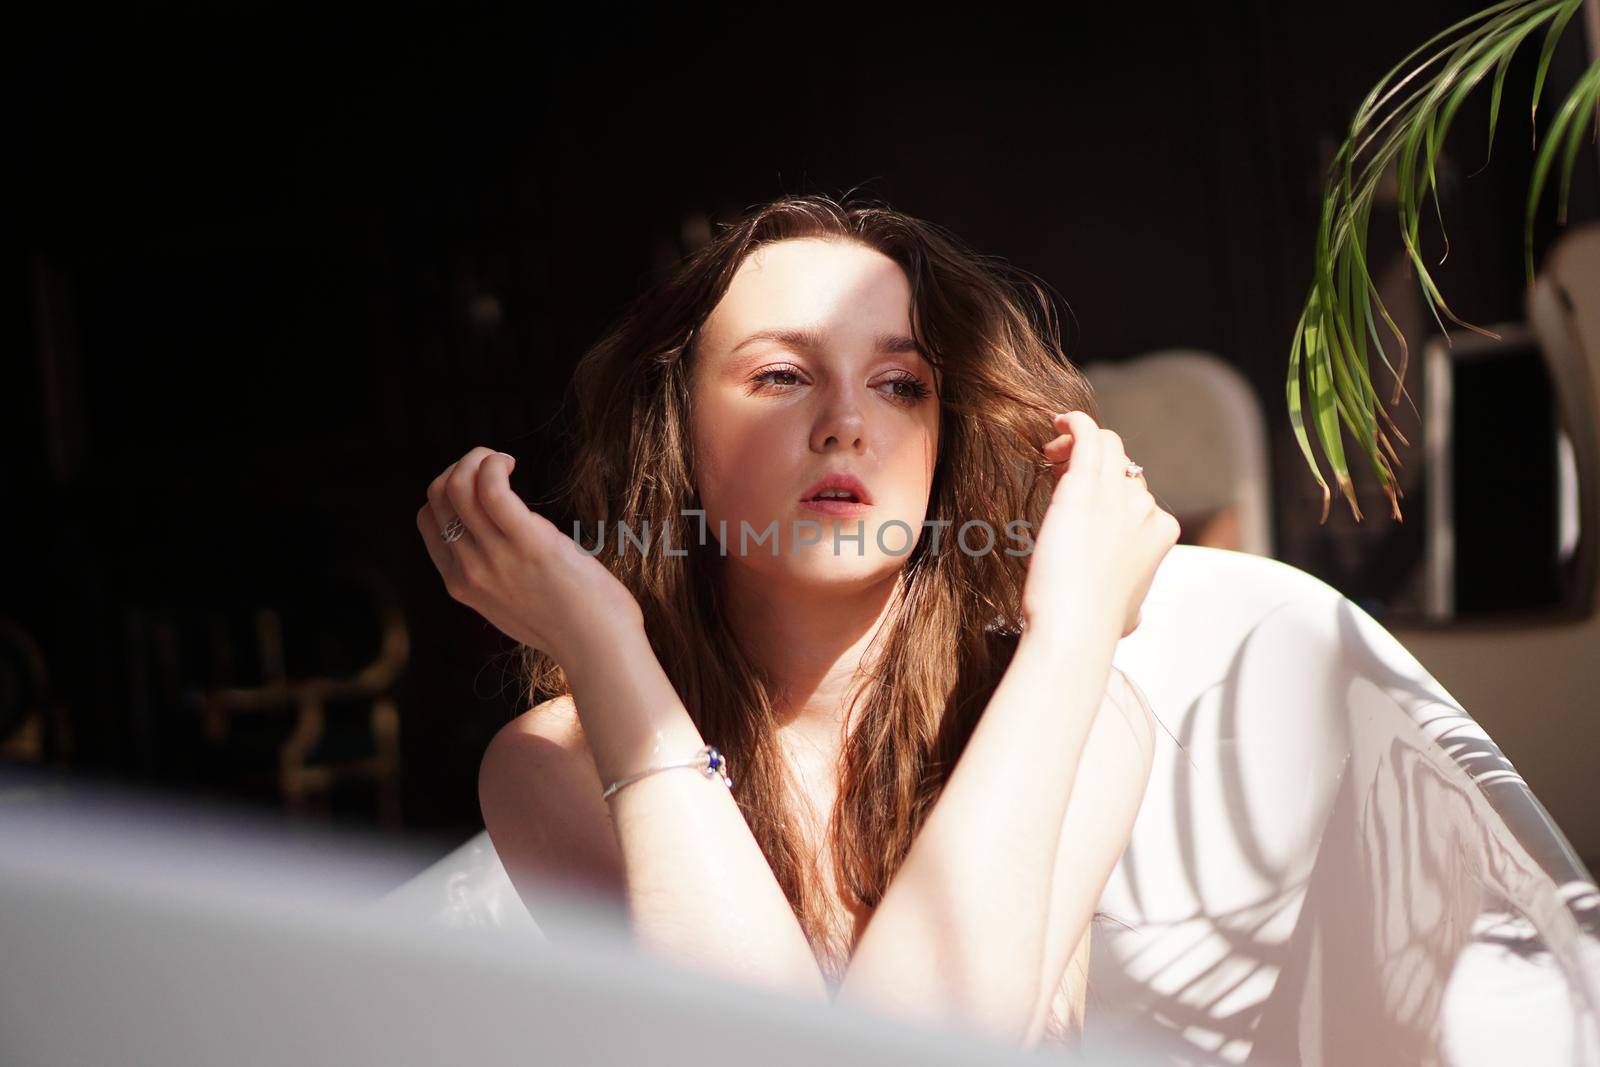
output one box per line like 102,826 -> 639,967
752,367 -> 803,389
881,376 -> 933,403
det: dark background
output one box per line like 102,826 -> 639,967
4,1 -> 1597,845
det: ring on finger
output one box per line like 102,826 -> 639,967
440,516 -> 467,543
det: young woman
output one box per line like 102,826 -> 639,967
417,194 -> 1177,1050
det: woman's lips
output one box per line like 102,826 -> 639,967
798,498 -> 874,517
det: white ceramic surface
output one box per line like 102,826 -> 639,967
376,545 -> 1600,1066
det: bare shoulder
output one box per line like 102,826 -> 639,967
498,692 -> 582,748
1105,665 -> 1148,710
478,694 -> 624,896
479,693 -> 584,778
1104,666 -> 1158,756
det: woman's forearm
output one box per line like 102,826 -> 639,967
833,612 -> 1121,1045
563,622 -> 830,1002
1020,666 -> 1156,1046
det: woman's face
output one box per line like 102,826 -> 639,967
688,237 -> 941,592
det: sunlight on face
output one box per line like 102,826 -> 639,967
688,237 -> 941,592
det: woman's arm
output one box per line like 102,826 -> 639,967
835,408 -> 1172,1046
832,610 -> 1123,1046
560,621 -> 832,1002
417,449 -> 828,1002
1020,664 -> 1156,1046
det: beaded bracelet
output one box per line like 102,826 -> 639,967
600,745 -> 733,801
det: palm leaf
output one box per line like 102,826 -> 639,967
1291,0 -> 1600,524
1526,52 -> 1600,277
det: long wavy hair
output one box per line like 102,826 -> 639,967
521,192 -> 1107,988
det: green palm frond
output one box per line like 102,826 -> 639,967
1291,0 -> 1600,524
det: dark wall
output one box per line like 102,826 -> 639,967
4,1 -> 1596,836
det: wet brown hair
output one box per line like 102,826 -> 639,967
521,192 -> 1106,988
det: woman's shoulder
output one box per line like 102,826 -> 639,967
481,694 -> 599,806
1105,665 -> 1153,714
478,693 -> 621,887
1102,666 -> 1158,756
517,692 -> 580,737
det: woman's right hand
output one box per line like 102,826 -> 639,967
1022,410 -> 1181,641
416,447 -> 644,669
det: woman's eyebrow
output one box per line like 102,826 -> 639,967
730,327 -> 924,358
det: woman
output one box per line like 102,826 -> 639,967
417,194 -> 1177,1050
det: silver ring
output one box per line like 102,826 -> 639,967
1124,462 -> 1144,479
440,517 -> 467,543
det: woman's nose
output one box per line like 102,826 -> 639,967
810,389 -> 866,453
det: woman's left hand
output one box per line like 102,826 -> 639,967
1028,410 -> 1180,640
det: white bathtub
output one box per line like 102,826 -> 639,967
375,545 -> 1600,1066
